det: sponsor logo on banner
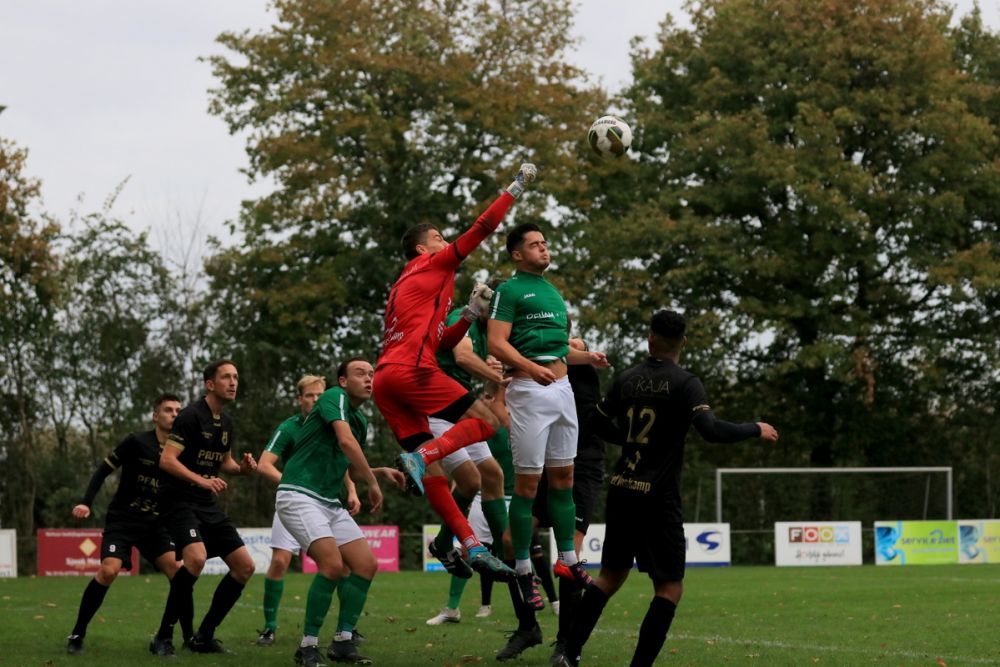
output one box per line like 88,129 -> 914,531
0,529 -> 16,577
36,529 -> 139,576
774,522 -> 862,566
874,520 -> 958,565
684,523 -> 731,566
958,520 -> 1000,564
201,526 -> 399,575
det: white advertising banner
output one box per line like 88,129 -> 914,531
0,529 -> 16,577
203,528 -> 273,575
774,522 -> 863,567
684,523 -> 731,566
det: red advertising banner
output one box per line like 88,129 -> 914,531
37,529 -> 140,576
302,525 -> 399,573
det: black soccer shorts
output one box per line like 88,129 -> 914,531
601,491 -> 686,583
101,515 -> 175,571
161,500 -> 245,560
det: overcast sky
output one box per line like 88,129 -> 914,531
2,1 -> 998,251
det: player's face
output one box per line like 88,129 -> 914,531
513,231 -> 550,271
207,364 -> 239,403
419,228 -> 447,255
339,361 -> 374,402
298,381 -> 325,416
153,401 -> 182,431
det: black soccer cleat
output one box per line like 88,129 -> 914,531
186,632 -> 228,654
295,644 -> 329,667
256,628 -> 275,646
428,540 -> 473,579
148,636 -> 177,657
515,572 -> 545,611
327,637 -> 373,664
496,624 -> 543,661
351,628 -> 367,645
66,634 -> 84,655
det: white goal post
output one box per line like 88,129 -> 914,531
714,467 -> 953,523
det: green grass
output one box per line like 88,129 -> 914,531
2,565 -> 999,666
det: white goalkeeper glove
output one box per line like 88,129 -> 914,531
506,163 -> 537,199
461,282 -> 494,322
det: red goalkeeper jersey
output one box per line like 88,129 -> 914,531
378,192 -> 514,369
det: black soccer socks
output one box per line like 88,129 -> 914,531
630,596 -> 677,667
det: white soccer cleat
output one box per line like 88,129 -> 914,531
475,604 -> 492,618
426,607 -> 461,625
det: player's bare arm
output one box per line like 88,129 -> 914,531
160,443 -> 228,494
343,470 -> 361,515
333,420 -> 383,513
454,337 -> 504,385
488,318 -> 557,385
219,451 -> 257,476
258,450 -> 282,485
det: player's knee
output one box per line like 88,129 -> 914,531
184,553 -> 207,575
160,558 -> 182,579
352,554 -> 378,579
232,557 -> 255,583
96,563 -> 120,585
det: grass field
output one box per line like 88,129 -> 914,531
2,565 -> 999,666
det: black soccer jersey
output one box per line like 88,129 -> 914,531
164,397 -> 234,504
568,363 -> 605,463
84,429 -> 166,520
596,357 -> 758,521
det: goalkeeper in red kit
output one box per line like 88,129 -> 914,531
374,163 -> 536,580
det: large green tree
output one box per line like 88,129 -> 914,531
573,0 -> 1000,520
204,0 -> 606,526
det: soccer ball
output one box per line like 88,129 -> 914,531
588,115 -> 632,157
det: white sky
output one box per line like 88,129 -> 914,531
1,1 -> 998,251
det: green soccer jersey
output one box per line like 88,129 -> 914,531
435,307 -> 489,391
263,413 -> 305,464
278,386 -> 368,505
489,270 -> 569,361
487,425 -> 514,496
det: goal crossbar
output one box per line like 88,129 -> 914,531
714,466 -> 953,523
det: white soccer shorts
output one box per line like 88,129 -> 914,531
269,509 -> 301,554
275,490 -> 364,553
428,416 -> 493,475
506,375 -> 578,474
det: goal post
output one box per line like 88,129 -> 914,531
714,466 -> 953,523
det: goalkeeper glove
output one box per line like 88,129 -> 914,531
506,163 -> 537,199
461,282 -> 494,322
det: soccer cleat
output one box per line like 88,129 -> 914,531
516,572 -> 545,611
550,648 -> 577,667
66,634 -> 84,655
295,645 -> 329,667
186,632 -> 228,654
468,545 -> 515,581
256,628 -> 276,646
148,636 -> 177,657
554,560 -> 594,588
351,629 -> 367,645
428,541 -> 473,579
475,604 -> 492,618
394,452 -> 426,496
327,638 -> 373,664
426,606 -> 461,625
496,624 -> 543,661
551,599 -> 560,616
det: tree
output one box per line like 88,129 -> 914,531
576,0 -> 1000,519
0,137 -> 60,544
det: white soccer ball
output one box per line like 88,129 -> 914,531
588,115 -> 632,157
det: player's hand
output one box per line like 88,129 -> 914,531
367,484 -> 384,514
346,492 -> 361,516
758,423 -> 779,442
588,351 -> 611,368
72,504 -> 91,520
201,477 -> 228,495
239,452 -> 258,475
375,467 -> 407,491
506,162 -> 537,199
529,363 -> 557,386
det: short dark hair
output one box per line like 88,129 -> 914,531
650,310 -> 686,341
401,223 -> 437,260
203,359 -> 237,382
505,222 -> 541,255
153,393 -> 182,410
337,357 -> 369,380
